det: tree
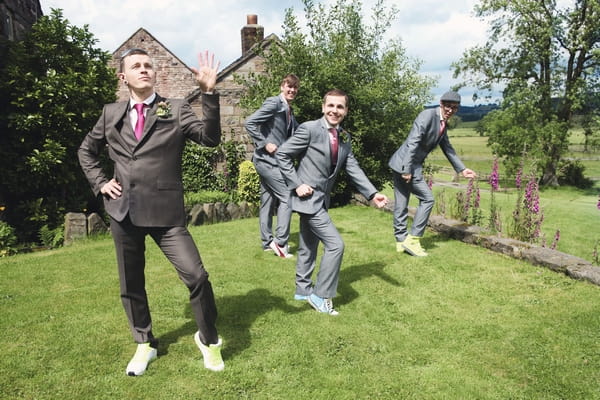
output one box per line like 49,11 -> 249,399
238,0 -> 433,203
452,0 -> 600,186
0,9 -> 117,242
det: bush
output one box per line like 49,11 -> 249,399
557,159 -> 593,189
237,160 -> 260,204
181,139 -> 246,195
39,224 -> 64,248
184,191 -> 232,206
0,221 -> 17,256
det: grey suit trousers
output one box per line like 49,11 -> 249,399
392,171 -> 434,241
254,161 -> 292,248
295,208 -> 344,299
110,216 -> 218,346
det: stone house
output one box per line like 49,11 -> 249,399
0,0 -> 42,42
110,15 -> 275,158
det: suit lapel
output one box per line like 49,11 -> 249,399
110,102 -> 133,151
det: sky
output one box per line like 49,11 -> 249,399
40,0 -> 493,106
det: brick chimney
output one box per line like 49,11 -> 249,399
241,14 -> 264,55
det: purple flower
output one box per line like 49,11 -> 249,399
597,195 -> 599,210
515,167 -> 522,190
489,158 -> 499,191
551,229 -> 560,250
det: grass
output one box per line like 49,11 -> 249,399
2,206 -> 600,399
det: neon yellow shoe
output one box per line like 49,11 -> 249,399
194,332 -> 224,372
401,235 -> 428,257
126,342 -> 157,376
396,241 -> 405,253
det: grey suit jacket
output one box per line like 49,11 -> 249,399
78,94 -> 221,227
276,117 -> 377,214
388,107 -> 465,179
245,94 -> 298,167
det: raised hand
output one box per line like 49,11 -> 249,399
190,50 -> 220,93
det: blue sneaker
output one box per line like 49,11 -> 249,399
308,293 -> 339,316
294,294 -> 308,301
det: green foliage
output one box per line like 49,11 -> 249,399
183,191 -> 231,206
0,221 -> 17,256
39,224 -> 64,248
237,0 -> 433,202
557,159 -> 593,189
236,160 -> 261,204
453,0 -> 600,186
181,140 -> 245,196
0,9 -> 116,242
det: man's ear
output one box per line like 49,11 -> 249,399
118,73 -> 128,85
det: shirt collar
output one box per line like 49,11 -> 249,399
129,92 -> 156,109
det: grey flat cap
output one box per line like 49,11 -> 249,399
440,91 -> 461,103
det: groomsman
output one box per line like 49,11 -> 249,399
388,91 -> 476,257
276,89 -> 388,315
78,48 -> 225,375
245,74 -> 300,258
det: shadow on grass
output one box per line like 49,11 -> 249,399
159,288 -> 303,360
336,261 -> 403,307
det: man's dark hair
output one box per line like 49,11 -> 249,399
119,48 -> 149,73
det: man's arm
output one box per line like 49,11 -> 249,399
245,97 -> 279,151
78,107 -> 112,197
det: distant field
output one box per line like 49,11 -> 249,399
428,123 -> 600,181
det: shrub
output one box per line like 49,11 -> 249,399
557,159 -> 593,189
237,160 -> 260,204
39,224 -> 64,248
0,221 -> 17,256
184,191 -> 232,206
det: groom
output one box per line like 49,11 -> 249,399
78,48 -> 224,375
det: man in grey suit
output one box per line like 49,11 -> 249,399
277,89 -> 388,316
78,48 -> 224,375
245,74 -> 299,258
388,91 -> 476,257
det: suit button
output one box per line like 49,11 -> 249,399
132,156 -> 137,161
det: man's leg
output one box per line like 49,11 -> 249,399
409,177 -> 434,237
295,212 -> 319,296
392,172 -> 411,243
258,179 -> 274,250
308,209 -> 344,299
150,226 -> 218,345
110,216 -> 156,345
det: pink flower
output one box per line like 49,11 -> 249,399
489,158 -> 499,191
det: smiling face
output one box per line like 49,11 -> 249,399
119,53 -> 156,98
280,81 -> 298,104
321,94 -> 348,126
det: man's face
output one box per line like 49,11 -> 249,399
120,54 -> 156,91
280,82 -> 298,103
440,101 -> 459,120
322,95 -> 348,126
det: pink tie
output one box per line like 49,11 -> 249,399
328,128 -> 338,165
439,119 -> 446,136
134,103 -> 146,140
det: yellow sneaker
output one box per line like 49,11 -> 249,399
194,332 -> 224,372
401,235 -> 428,257
396,241 -> 405,253
126,343 -> 157,376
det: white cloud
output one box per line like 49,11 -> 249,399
41,0 -> 493,104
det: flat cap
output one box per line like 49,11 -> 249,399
440,91 -> 461,103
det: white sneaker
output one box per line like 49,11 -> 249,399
126,343 -> 157,376
269,241 -> 293,258
194,332 -> 225,372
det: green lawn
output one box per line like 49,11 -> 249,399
2,207 -> 600,399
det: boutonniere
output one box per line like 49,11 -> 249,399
155,101 -> 172,118
339,129 -> 350,143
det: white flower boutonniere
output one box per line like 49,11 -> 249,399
156,101 -> 172,118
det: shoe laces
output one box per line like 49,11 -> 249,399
131,343 -> 154,362
324,298 -> 337,314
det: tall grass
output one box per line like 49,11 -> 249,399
2,207 -> 600,399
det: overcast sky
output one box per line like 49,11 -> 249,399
40,0 -> 494,105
